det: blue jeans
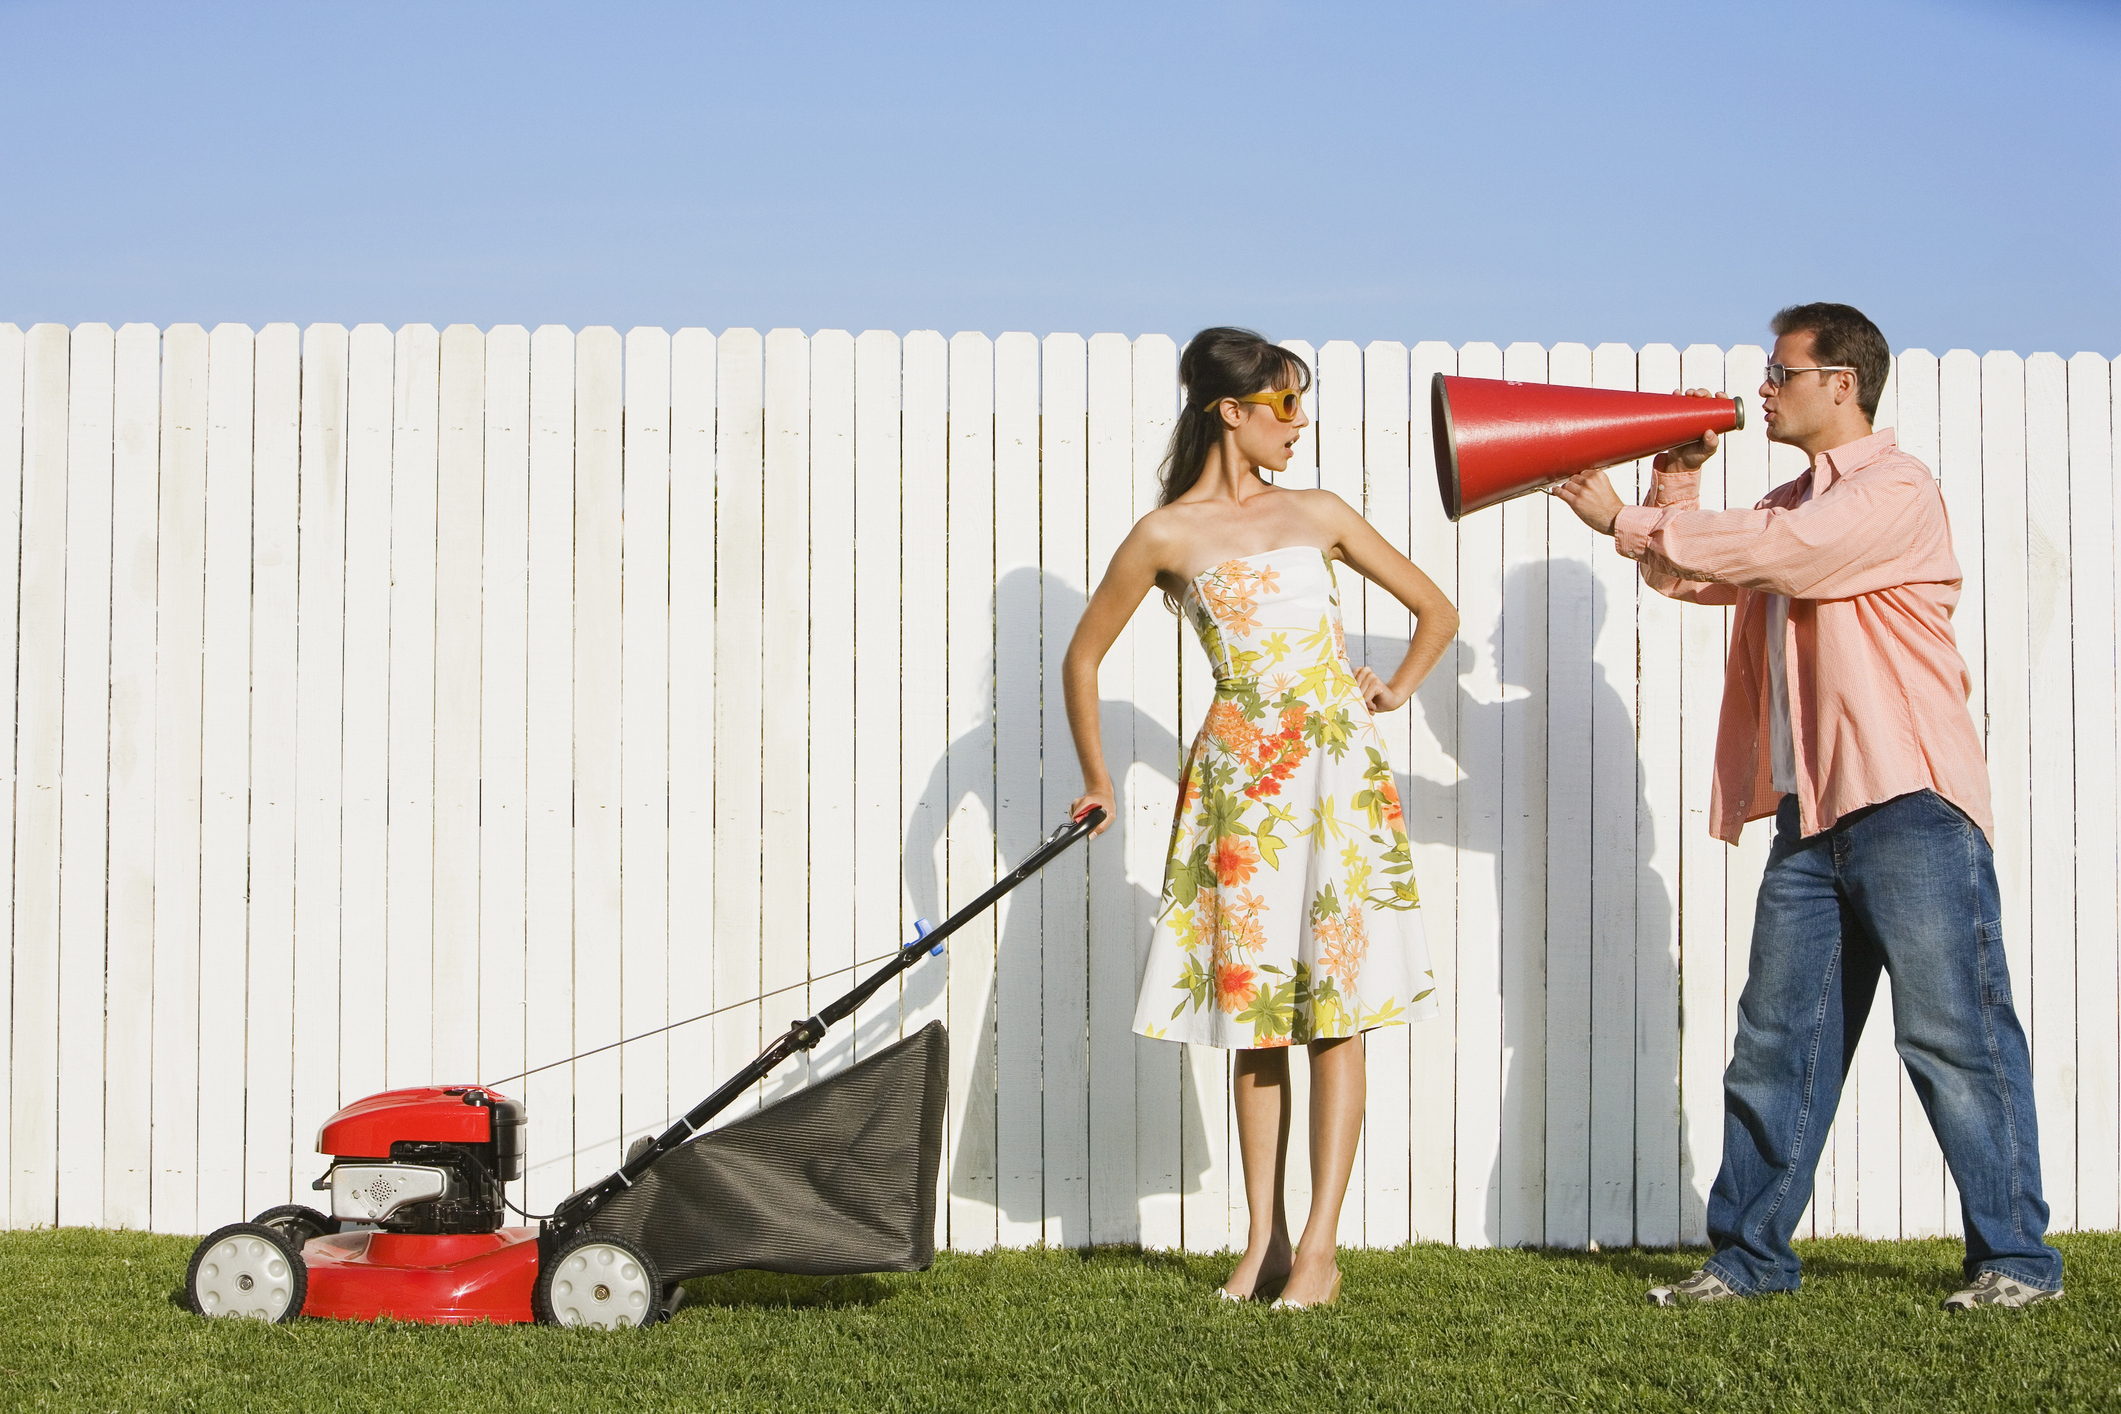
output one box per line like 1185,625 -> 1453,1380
1704,790 -> 2062,1294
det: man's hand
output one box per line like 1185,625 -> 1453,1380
1554,388 -> 1728,536
1657,387 -> 1726,471
1554,468 -> 1626,535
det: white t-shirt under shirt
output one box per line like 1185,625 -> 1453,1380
1766,478 -> 1816,794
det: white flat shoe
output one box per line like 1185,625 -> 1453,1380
1270,1270 -> 1342,1310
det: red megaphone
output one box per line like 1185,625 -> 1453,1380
1431,375 -> 1745,521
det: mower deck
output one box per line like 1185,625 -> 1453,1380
300,1227 -> 542,1324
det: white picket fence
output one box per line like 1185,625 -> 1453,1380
3,323 -> 2115,1252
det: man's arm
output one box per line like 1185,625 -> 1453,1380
1614,461 -> 1740,605
1552,415 -> 1738,606
1616,462 -> 1936,599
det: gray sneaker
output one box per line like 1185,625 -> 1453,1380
1647,1268 -> 1742,1306
1942,1270 -> 2062,1311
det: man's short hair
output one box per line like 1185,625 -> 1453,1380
1770,302 -> 1891,421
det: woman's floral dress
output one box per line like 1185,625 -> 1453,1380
1133,546 -> 1438,1049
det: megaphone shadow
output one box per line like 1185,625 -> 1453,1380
1351,557 -> 1688,1249
903,567 -> 1209,1250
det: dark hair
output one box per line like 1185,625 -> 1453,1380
1157,327 -> 1313,506
1769,302 -> 1891,421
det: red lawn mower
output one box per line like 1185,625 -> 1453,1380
183,810 -> 1101,1328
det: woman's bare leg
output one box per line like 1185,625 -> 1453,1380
1222,1047 -> 1294,1298
1281,1034 -> 1365,1304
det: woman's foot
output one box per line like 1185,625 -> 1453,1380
1271,1253 -> 1342,1309
1218,1234 -> 1293,1302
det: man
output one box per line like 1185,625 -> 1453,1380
1554,302 -> 2063,1310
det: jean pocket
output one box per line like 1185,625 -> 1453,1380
1977,919 -> 2013,1006
1911,788 -> 1973,833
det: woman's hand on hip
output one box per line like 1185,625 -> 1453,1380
1356,665 -> 1408,713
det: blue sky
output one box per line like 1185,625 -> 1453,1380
3,0 -> 2115,355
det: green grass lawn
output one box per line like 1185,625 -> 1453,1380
3,1228 -> 2116,1412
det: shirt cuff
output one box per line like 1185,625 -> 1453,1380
1652,467 -> 1701,500
1611,505 -> 1660,560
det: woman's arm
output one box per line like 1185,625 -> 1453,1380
1324,495 -> 1460,712
1062,519 -> 1170,834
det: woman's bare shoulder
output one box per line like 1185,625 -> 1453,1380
1125,502 -> 1196,555
1277,486 -> 1365,540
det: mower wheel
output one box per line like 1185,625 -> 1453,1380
252,1203 -> 340,1249
185,1222 -> 307,1322
535,1231 -> 663,1329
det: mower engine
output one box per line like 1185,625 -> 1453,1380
315,1086 -> 527,1233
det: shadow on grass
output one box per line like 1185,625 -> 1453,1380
679,1270 -> 899,1311
1513,1247 -> 1705,1284
1530,1239 -> 1964,1292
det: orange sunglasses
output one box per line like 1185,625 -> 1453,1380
1230,387 -> 1305,422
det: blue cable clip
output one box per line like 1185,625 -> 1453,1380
915,918 -> 939,957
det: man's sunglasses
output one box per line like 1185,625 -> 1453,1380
1231,388 -> 1305,422
1765,363 -> 1857,389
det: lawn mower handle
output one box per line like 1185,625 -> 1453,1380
547,806 -> 1105,1235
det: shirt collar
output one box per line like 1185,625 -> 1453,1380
1809,427 -> 1898,494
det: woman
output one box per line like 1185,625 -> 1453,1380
1063,327 -> 1458,1308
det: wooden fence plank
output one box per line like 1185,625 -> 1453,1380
385,324 -> 439,1093
1453,338 -> 1505,1247
1497,340 -> 1549,1248
941,330 -> 997,1250
338,324 -> 393,1123
106,323 -> 162,1229
712,328 -> 766,1127
2054,352 -> 2118,1233
808,330 -> 858,1086
432,325 -> 485,1085
0,324 -> 21,1223
1600,337 -> 1658,1248
901,330 -> 952,1248
196,323 -> 255,1227
291,324 -> 348,1201
572,327 -> 624,1173
1126,334 -> 1189,1253
12,324 -> 69,1229
667,328 -> 717,1131
1042,332 -> 1092,1246
621,327 -> 671,1143
56,324 -> 112,1226
990,330 -> 1043,1248
1360,338 -> 1412,1252
2067,351 -> 2116,1231
849,331 -> 900,1063
1645,343 -> 1722,1245
1405,339 -> 1458,1244
523,325 -> 576,1206
759,329 -> 810,1107
477,326 -> 529,1100
1543,340 -> 1595,1252
2024,352 -> 2075,1229
1084,331 -> 1138,1246
242,324 -> 300,1213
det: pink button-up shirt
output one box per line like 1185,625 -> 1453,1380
1610,427 -> 1991,844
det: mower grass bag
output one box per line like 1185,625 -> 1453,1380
586,1020 -> 947,1280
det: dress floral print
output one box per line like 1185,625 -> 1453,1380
1134,546 -> 1438,1049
